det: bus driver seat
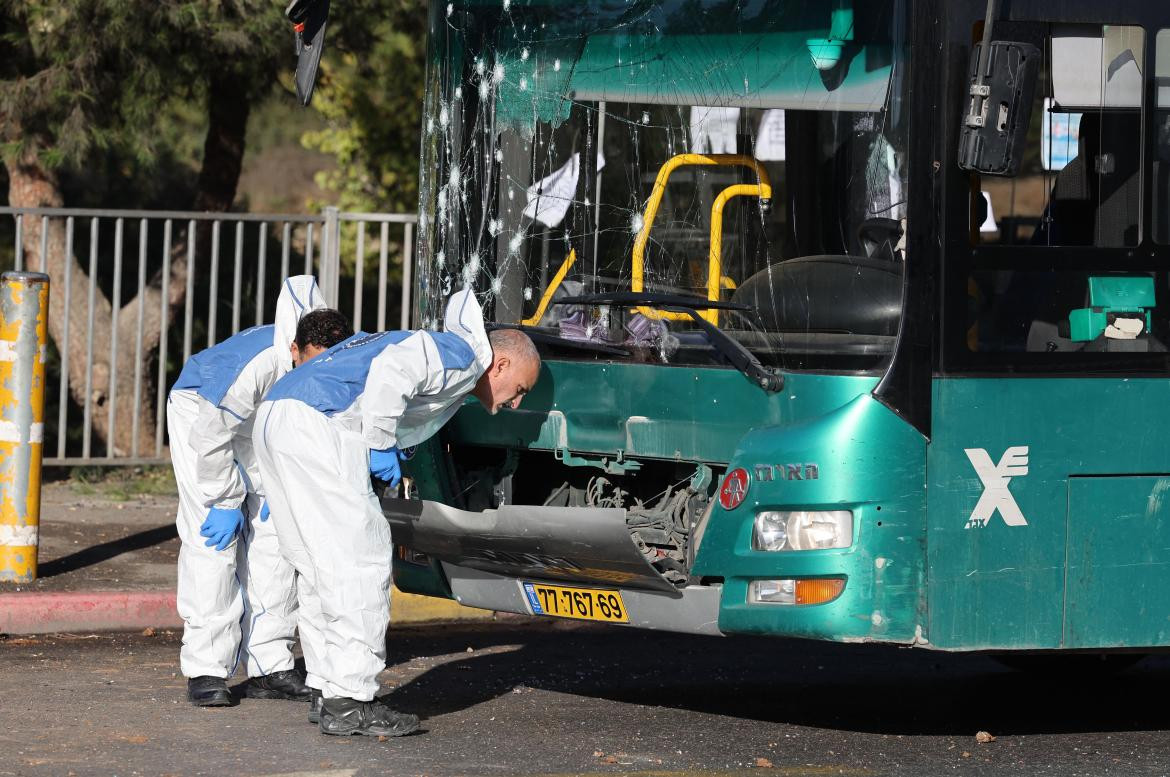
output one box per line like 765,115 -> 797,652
1032,112 -> 1141,248
1020,112 -> 1146,352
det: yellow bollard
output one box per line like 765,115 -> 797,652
0,272 -> 49,582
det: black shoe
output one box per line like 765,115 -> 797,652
242,669 -> 313,701
307,689 -> 323,724
318,697 -> 420,737
187,676 -> 232,707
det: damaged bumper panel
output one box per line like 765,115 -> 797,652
381,497 -> 680,594
442,563 -> 724,637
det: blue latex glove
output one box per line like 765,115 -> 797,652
200,507 -> 244,551
370,447 -> 404,488
259,501 -> 270,522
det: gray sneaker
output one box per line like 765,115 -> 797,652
318,697 -> 420,737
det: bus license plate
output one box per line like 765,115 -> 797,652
522,582 -> 628,623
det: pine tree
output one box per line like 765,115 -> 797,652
0,0 -> 288,455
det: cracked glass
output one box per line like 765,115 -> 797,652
417,0 -> 909,372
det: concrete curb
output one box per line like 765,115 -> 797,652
392,589 -> 496,625
0,588 -> 495,635
0,591 -> 181,635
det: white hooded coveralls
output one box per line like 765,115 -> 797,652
168,275 -> 325,680
253,288 -> 491,701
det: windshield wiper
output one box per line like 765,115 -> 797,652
556,293 -> 784,393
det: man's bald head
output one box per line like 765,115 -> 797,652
472,328 -> 542,414
489,328 -> 541,367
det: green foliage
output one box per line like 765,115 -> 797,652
0,1 -> 289,169
247,91 -> 329,154
2,0 -> 428,214
1,0 -> 429,242
297,0 -> 427,298
1,1 -> 164,165
302,0 -> 427,215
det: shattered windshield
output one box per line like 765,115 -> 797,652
416,0 -> 908,372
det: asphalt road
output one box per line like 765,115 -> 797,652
2,619 -> 1170,777
0,482 -> 179,594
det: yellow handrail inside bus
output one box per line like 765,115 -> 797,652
521,248 -> 577,326
631,153 -> 772,324
703,183 -> 771,325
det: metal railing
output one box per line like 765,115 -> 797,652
0,205 -> 417,466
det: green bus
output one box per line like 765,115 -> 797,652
354,0 -> 1170,655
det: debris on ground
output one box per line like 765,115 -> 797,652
975,731 -> 996,744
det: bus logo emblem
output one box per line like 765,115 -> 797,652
720,468 -> 750,511
964,446 -> 1029,529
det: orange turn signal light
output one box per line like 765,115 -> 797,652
794,577 -> 846,605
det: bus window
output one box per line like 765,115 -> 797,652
1155,29 -> 1170,244
967,270 -> 1170,354
418,0 -> 911,374
972,24 -> 1144,248
960,24 -> 1167,359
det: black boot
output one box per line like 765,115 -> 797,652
242,669 -> 313,701
307,689 -> 323,724
187,676 -> 232,707
318,697 -> 420,737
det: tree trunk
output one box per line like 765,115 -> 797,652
7,73 -> 252,458
196,72 -> 251,214
7,139 -> 185,457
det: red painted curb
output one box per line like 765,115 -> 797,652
0,590 -> 180,635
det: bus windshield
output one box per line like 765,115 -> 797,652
416,0 -> 909,372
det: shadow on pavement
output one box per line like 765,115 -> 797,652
38,524 -> 178,578
383,620 -> 1170,737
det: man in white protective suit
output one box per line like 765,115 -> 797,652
254,287 -> 540,737
168,275 -> 352,707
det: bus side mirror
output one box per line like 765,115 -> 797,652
286,0 -> 331,107
957,40 -> 1040,176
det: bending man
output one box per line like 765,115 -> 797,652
254,288 -> 540,737
169,276 -> 352,706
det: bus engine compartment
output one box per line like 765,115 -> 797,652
387,447 -> 723,594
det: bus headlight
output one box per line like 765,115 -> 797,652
752,510 -> 853,551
